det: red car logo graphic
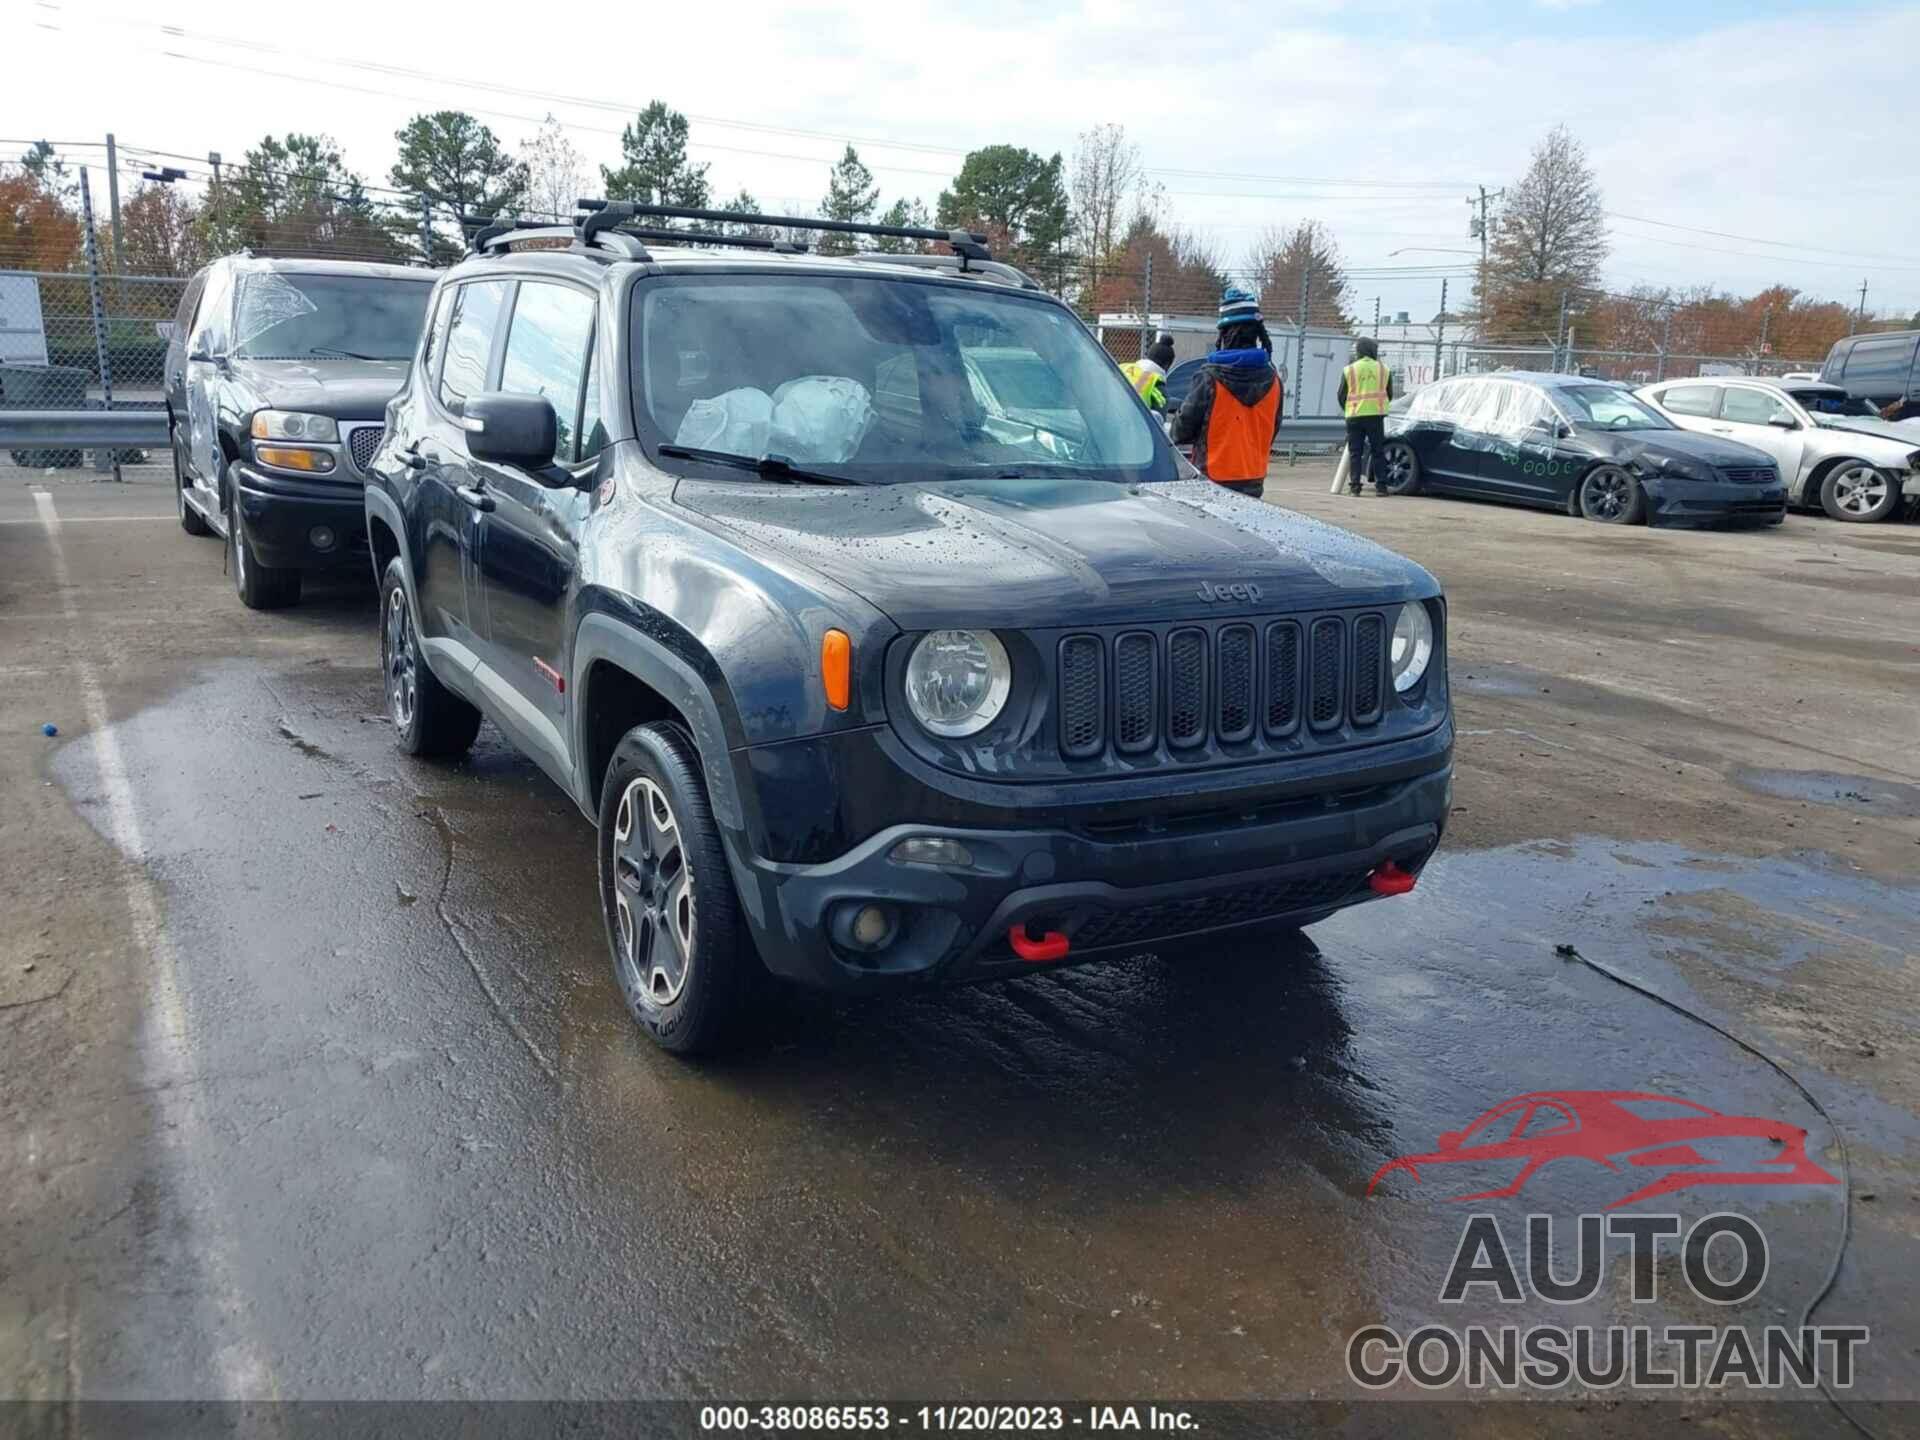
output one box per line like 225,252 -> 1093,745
1367,1090 -> 1838,1209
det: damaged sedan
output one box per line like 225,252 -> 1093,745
1380,372 -> 1786,527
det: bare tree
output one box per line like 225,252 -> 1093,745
1248,221 -> 1354,331
1483,124 -> 1607,340
523,114 -> 586,220
1070,123 -> 1145,298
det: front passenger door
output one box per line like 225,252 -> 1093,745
471,281 -> 599,785
1708,385 -> 1806,482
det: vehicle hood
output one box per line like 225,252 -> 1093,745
224,358 -> 409,421
672,476 -> 1438,630
1602,428 -> 1777,471
1810,416 -> 1920,453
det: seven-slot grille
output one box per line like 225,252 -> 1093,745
347,424 -> 385,474
1055,612 -> 1393,761
1719,466 -> 1776,486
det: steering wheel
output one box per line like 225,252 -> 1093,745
1608,413 -> 1634,429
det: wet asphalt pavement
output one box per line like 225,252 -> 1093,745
4,468 -> 1919,1435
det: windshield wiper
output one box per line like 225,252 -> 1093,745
308,346 -> 399,360
656,444 -> 858,486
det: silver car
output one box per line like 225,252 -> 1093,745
1635,377 -> 1919,523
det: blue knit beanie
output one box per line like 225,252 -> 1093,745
1218,286 -> 1262,330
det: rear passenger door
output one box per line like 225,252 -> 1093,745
471,280 -> 600,785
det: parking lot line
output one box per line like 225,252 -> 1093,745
32,492 -> 283,1407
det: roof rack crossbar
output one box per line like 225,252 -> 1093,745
577,198 -> 990,263
849,251 -> 1042,290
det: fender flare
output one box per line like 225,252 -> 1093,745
571,611 -> 749,836
362,487 -> 427,635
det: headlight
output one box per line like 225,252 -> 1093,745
904,630 -> 1011,737
1391,603 -> 1434,694
251,410 -> 339,442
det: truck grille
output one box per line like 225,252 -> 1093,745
347,424 -> 385,474
1719,466 -> 1775,485
1053,610 -> 1392,761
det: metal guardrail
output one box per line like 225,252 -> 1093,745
1274,418 -> 1347,447
1,410 -> 169,449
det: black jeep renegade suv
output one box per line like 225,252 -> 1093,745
364,202 -> 1453,1054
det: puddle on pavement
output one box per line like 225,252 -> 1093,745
48,656 -> 1920,1400
1732,767 -> 1920,819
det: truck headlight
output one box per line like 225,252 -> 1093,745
904,630 -> 1011,737
250,411 -> 339,442
1391,603 -> 1434,694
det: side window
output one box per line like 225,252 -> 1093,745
498,282 -> 596,462
1720,388 -> 1791,426
578,337 -> 607,462
1838,337 -> 1912,392
1659,384 -> 1717,417
1516,1103 -> 1575,1140
418,287 -> 454,388
439,280 -> 511,411
172,272 -> 207,341
188,265 -> 232,356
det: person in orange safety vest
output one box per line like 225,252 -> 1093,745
1169,287 -> 1282,500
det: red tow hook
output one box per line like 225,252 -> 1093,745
1008,923 -> 1071,963
1368,860 -> 1418,896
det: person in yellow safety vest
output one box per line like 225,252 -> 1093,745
1338,338 -> 1395,496
1120,333 -> 1177,413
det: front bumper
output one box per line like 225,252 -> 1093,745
233,464 -> 371,571
732,731 -> 1453,991
1641,474 -> 1787,528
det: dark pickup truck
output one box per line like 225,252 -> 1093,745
165,256 -> 435,608
364,202 -> 1454,1055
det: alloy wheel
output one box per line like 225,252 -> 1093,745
611,777 -> 695,1009
383,588 -> 417,731
1831,465 -> 1888,518
1583,466 -> 1632,520
1382,443 -> 1414,491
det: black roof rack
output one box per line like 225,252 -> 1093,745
578,199 -> 992,266
850,251 -> 1042,290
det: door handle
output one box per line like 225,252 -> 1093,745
455,484 -> 495,513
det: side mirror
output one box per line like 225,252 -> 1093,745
463,392 -> 558,472
188,348 -> 224,366
1766,414 -> 1799,430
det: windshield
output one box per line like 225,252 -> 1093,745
232,272 -> 434,361
1788,389 -> 1881,419
1557,385 -> 1672,431
632,274 -> 1172,483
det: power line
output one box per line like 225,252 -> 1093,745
1605,210 -> 1919,265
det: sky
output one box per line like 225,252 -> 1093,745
4,0 -> 1916,329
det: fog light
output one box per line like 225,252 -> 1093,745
830,901 -> 900,954
890,836 -> 973,869
309,525 -> 336,552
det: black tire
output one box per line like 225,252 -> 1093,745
1577,464 -> 1645,525
1378,440 -> 1423,496
1819,462 -> 1898,523
379,558 -> 481,758
173,426 -> 213,536
598,721 -> 757,1056
228,496 -> 301,609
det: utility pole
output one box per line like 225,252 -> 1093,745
104,133 -> 125,272
1372,295 -> 1381,340
1467,185 -> 1503,323
1657,305 -> 1673,382
1294,270 -> 1310,418
419,194 -> 435,265
1757,306 -> 1770,365
1434,279 -> 1447,382
1555,289 -> 1570,373
1853,279 -> 1868,334
209,151 -> 224,238
78,168 -> 122,481
1141,251 -> 1153,360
